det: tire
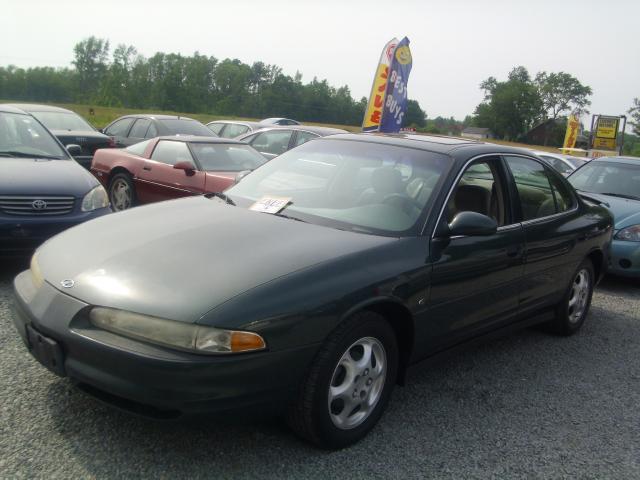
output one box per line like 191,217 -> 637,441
546,259 -> 595,336
108,172 -> 136,211
286,311 -> 398,449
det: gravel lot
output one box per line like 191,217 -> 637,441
1,257 -> 639,479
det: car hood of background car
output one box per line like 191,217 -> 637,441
583,192 -> 640,230
35,196 -> 396,323
0,158 -> 98,196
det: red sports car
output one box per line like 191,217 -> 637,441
91,136 -> 267,211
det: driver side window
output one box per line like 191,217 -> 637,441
447,158 -> 508,226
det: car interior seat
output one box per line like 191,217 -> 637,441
357,167 -> 405,205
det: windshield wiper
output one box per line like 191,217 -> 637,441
0,151 -> 62,159
600,192 -> 640,201
205,192 -> 236,206
272,212 -> 307,223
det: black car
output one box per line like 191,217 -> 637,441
12,133 -> 612,449
237,125 -> 348,159
6,104 -> 114,170
0,105 -> 111,256
102,114 -> 214,148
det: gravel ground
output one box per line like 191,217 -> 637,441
1,257 -> 639,479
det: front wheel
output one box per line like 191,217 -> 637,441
286,311 -> 398,449
547,259 -> 595,336
109,173 -> 136,211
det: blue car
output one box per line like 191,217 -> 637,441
0,105 -> 111,257
568,156 -> 640,277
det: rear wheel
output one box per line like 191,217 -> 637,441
547,259 -> 594,335
286,311 -> 398,449
109,173 -> 136,211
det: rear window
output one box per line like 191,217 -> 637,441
159,119 -> 212,136
31,111 -> 94,131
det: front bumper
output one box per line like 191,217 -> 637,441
607,239 -> 640,278
0,207 -> 110,256
12,271 -> 318,417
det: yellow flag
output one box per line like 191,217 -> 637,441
362,38 -> 398,132
562,114 -> 580,151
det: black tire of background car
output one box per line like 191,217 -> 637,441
546,258 -> 595,336
286,310 -> 399,450
108,172 -> 137,211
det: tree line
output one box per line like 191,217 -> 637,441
0,37 -> 427,127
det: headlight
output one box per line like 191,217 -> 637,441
30,251 -> 44,289
81,185 -> 109,212
89,307 -> 266,354
615,225 -> 640,242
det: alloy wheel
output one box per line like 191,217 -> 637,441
568,268 -> 590,324
327,336 -> 387,430
110,179 -> 132,211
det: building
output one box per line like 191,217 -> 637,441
461,127 -> 492,139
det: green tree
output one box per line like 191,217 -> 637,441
474,66 -> 541,140
73,37 -> 110,100
535,71 -> 592,144
404,100 -> 427,127
628,98 -> 640,136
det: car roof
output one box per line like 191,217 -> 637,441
3,103 -> 75,114
207,120 -> 264,128
156,135 -> 243,144
245,125 -> 349,137
116,114 -> 199,121
321,132 -> 534,158
589,156 -> 640,166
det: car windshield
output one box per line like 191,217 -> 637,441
226,139 -> 451,235
569,161 -> 640,200
190,143 -> 267,171
0,112 -> 67,159
159,119 -> 212,136
30,111 -> 95,131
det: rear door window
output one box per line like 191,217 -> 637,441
221,124 -> 250,138
249,130 -> 293,156
505,156 -> 559,220
129,119 -> 151,139
105,118 -> 134,137
293,131 -> 319,147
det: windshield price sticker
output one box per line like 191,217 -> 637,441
249,196 -> 292,214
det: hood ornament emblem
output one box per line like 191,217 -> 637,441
32,199 -> 47,210
60,279 -> 75,288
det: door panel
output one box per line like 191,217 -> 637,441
504,155 -> 580,312
423,226 -> 525,354
138,161 -> 206,203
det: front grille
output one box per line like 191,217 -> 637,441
0,196 -> 75,216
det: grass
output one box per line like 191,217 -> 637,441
2,99 -> 583,153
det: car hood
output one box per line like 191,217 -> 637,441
36,196 -> 395,323
0,158 -> 98,196
581,192 -> 640,229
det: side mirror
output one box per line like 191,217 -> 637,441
448,211 -> 497,237
65,144 -> 82,156
174,161 -> 196,173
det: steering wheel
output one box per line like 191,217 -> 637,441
382,193 -> 422,215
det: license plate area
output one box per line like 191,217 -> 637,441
26,324 -> 66,377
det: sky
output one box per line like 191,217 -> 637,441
3,0 -> 639,127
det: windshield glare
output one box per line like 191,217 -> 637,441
190,143 -> 266,171
31,111 -> 94,131
0,112 -> 67,159
226,139 -> 450,235
569,161 -> 640,199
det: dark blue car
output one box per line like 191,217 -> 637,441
0,105 -> 111,256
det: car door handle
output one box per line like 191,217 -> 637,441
143,166 -> 151,171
